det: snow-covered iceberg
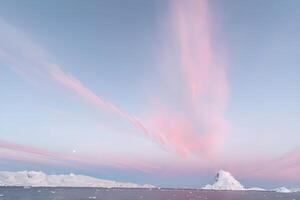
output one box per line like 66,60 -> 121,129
0,171 -> 154,188
202,170 -> 245,191
202,170 -> 300,193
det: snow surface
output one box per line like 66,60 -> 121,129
202,170 -> 245,191
0,171 -> 154,188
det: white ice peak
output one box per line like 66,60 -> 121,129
202,170 -> 245,191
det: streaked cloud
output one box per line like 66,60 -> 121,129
0,139 -> 157,173
145,0 -> 229,158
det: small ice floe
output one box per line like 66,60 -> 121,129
50,191 -> 56,194
272,187 -> 291,193
290,188 -> 300,193
0,194 -> 4,197
23,186 -> 31,189
247,187 -> 266,191
88,197 -> 96,199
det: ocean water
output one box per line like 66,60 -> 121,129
0,187 -> 299,200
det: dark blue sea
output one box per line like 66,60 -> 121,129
0,187 -> 299,200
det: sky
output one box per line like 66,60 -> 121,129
0,0 -> 300,188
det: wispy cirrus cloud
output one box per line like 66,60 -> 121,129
145,0 -> 229,158
0,17 -> 154,148
49,66 -> 152,137
217,147 -> 300,181
248,148 -> 300,180
0,17 -> 159,170
0,139 -> 157,173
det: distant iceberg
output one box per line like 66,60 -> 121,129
202,170 -> 245,191
272,187 -> 291,193
0,171 -> 154,188
202,170 -> 300,193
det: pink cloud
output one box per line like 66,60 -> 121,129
45,0 -> 229,160
0,140 -> 59,159
145,0 -> 229,158
49,66 -> 152,137
0,139 -> 157,172
253,148 -> 300,180
0,18 -> 154,153
219,148 -> 300,181
0,149 -> 67,167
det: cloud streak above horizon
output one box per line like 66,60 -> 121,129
0,17 -> 157,153
145,0 -> 229,158
0,139 -> 158,173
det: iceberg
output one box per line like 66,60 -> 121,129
272,187 -> 291,193
202,170 -> 245,191
0,171 -> 154,188
202,170 -> 300,193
